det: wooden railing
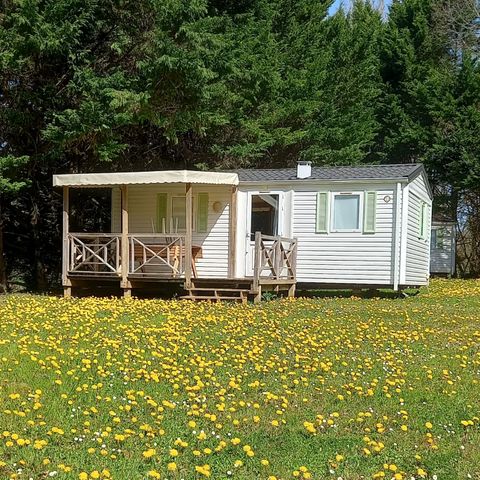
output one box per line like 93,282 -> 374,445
68,233 -> 121,274
67,232 -> 297,287
67,233 -> 194,278
128,234 -> 187,277
252,232 -> 297,292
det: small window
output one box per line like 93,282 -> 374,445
157,193 -> 168,233
171,195 -> 186,231
332,193 -> 361,231
431,227 -> 446,249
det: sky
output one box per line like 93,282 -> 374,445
328,0 -> 393,16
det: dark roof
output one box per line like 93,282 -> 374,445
233,163 -> 424,182
432,213 -> 456,224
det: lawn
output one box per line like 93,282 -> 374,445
0,279 -> 479,480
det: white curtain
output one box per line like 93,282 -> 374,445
333,195 -> 359,230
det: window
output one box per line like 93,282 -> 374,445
171,196 -> 187,231
250,194 -> 279,240
157,193 -> 168,233
431,228 -> 446,250
332,193 -> 361,231
157,193 -> 209,233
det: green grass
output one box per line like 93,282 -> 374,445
0,279 -> 479,480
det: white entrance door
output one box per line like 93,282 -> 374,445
245,192 -> 283,276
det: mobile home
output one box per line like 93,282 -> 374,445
53,162 -> 432,301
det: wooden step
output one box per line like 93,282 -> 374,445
181,295 -> 245,300
181,295 -> 248,303
181,287 -> 249,303
189,280 -> 253,287
188,287 -> 250,293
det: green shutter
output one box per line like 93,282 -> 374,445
425,204 -> 430,240
156,193 -> 168,233
196,193 -> 209,233
421,202 -> 429,240
316,192 -> 329,233
419,203 -> 424,238
363,191 -> 377,234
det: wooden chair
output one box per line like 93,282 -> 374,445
132,242 -> 200,278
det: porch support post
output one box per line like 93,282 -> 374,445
228,186 -> 237,278
185,183 -> 193,289
253,231 -> 261,303
399,184 -> 409,287
121,185 -> 131,297
392,182 -> 402,291
288,238 -> 298,298
62,186 -> 72,297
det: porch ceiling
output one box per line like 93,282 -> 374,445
53,170 -> 239,187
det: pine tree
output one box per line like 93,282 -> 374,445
302,0 -> 384,165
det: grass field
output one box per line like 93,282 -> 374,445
0,279 -> 479,480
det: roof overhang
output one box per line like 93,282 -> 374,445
432,220 -> 456,226
53,170 -> 239,187
238,177 -> 411,185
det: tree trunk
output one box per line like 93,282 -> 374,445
0,227 -> 7,294
31,193 -> 48,292
0,202 -> 7,293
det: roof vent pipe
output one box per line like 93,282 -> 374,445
297,160 -> 312,179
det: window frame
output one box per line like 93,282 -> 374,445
330,191 -> 364,233
431,227 -> 447,250
170,194 -> 187,232
156,193 -> 202,233
247,191 -> 284,241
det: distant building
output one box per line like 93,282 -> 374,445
430,218 -> 456,276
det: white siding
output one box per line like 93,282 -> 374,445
109,174 -> 432,288
404,175 -> 431,285
116,184 -> 231,278
430,224 -> 455,274
292,184 -> 398,284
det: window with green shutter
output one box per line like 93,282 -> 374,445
156,193 -> 168,233
196,193 -> 209,233
363,191 -> 377,234
316,192 -> 329,233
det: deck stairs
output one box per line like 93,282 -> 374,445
181,279 -> 252,303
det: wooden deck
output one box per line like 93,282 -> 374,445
65,232 -> 297,302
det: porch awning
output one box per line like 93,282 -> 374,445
53,170 -> 239,187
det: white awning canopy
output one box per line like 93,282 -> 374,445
53,170 -> 239,187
